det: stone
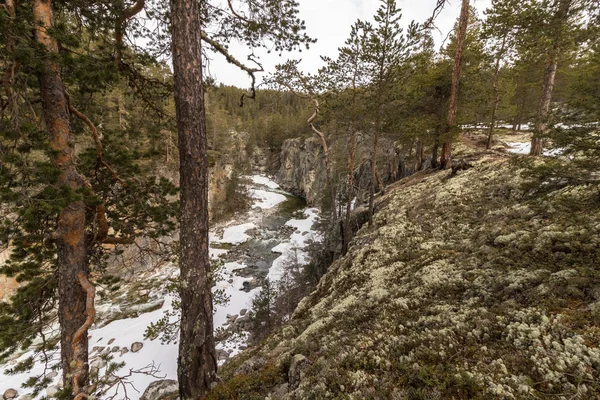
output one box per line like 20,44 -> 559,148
131,342 -> 144,353
216,349 -> 230,362
91,358 -> 106,370
288,354 -> 310,389
120,347 -> 129,355
271,383 -> 289,399
240,308 -> 248,316
46,371 -> 58,379
46,386 -> 59,397
107,338 -> 116,345
3,389 -> 18,399
226,313 -> 238,323
111,346 -> 120,353
234,356 -> 266,376
140,379 -> 179,400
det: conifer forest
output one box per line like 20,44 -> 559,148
0,0 -> 599,399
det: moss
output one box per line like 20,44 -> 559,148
205,363 -> 285,400
215,156 -> 600,399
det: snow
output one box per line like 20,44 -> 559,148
506,142 -> 564,156
268,208 -> 321,282
0,174 -> 321,399
249,188 -> 287,209
211,222 -> 257,245
249,175 -> 280,189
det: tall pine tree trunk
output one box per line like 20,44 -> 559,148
33,0 -> 89,394
487,35 -> 507,150
171,0 -> 217,397
531,0 -> 571,156
440,0 -> 469,169
343,89 -> 358,255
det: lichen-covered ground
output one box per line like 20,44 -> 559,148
210,154 -> 600,400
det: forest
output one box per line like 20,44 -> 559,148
0,0 -> 599,399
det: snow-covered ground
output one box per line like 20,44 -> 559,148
0,175 -> 321,400
506,142 -> 564,156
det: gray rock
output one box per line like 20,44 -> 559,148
240,308 -> 248,316
120,347 -> 129,355
271,383 -> 289,400
234,356 -> 266,376
107,338 -> 115,345
3,389 -> 18,399
226,313 -> 238,324
91,358 -> 106,370
131,342 -> 144,353
216,349 -> 230,362
46,386 -> 59,397
288,354 -> 310,389
93,346 -> 105,354
140,379 -> 179,400
111,346 -> 120,353
46,371 -> 58,379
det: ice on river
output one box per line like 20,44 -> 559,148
0,175 -> 320,400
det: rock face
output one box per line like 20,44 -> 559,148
140,380 -> 179,400
275,136 -> 422,207
276,137 -> 327,206
214,155 -> 600,399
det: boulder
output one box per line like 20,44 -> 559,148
288,354 -> 310,389
140,379 -> 179,400
131,342 -> 144,353
3,389 -> 17,399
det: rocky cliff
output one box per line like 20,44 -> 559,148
275,135 -> 419,207
275,137 -> 328,206
210,154 -> 600,399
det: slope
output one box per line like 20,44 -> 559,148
209,154 -> 600,400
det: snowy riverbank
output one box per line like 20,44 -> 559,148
0,175 -> 321,400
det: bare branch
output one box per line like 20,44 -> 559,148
200,31 -> 263,106
227,0 -> 252,23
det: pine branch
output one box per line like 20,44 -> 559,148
114,0 -> 146,65
200,31 -> 263,106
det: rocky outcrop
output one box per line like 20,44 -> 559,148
275,137 -> 327,206
275,136 -> 424,207
213,155 -> 600,399
140,379 -> 179,400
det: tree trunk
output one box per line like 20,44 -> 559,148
487,35 -> 507,150
310,125 -> 336,221
530,0 -> 571,156
171,0 -> 217,397
440,0 -> 470,169
415,138 -> 424,171
33,0 -> 89,394
343,67 -> 360,254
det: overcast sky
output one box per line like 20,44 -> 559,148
205,0 -> 492,88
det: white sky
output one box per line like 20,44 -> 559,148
205,0 -> 492,88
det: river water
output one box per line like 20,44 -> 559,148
0,175 -> 321,400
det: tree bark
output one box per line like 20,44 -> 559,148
487,35 -> 507,150
440,0 -> 470,169
530,0 -> 571,156
33,0 -> 89,394
171,0 -> 217,397
343,86 -> 358,255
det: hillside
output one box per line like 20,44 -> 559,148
209,154 -> 600,399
